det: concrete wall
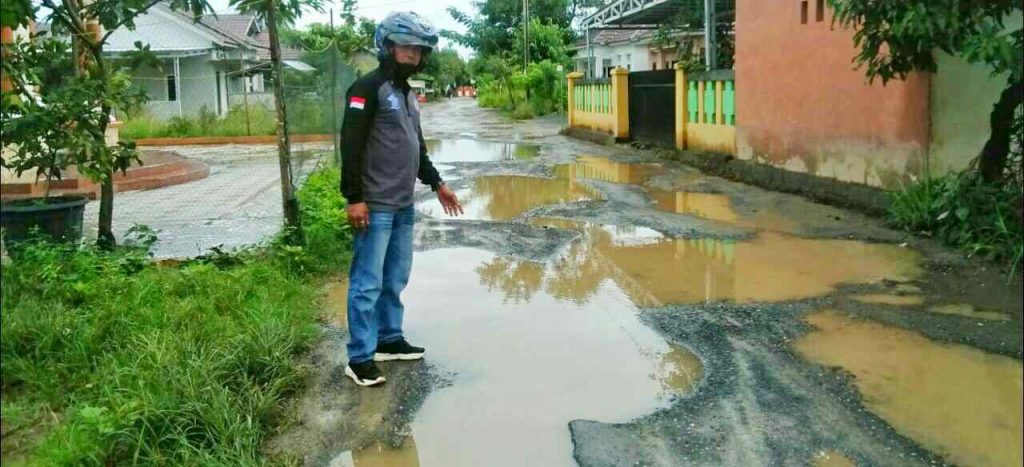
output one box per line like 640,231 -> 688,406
735,0 -> 931,189
133,62 -> 174,119
580,43 -> 650,77
178,56 -> 220,117
649,37 -> 705,70
136,57 -> 239,119
929,12 -> 1023,175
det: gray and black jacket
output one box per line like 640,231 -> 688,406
340,65 -> 443,209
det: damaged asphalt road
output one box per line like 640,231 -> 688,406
268,99 -> 1023,467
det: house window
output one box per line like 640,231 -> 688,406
166,75 -> 177,101
602,58 -> 612,77
626,54 -> 631,67
801,0 -> 809,24
252,74 -> 266,93
653,62 -> 658,70
816,0 -> 825,21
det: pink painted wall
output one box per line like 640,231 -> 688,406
735,0 -> 931,188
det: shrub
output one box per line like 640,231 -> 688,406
889,172 -> 1023,276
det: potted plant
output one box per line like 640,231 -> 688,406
1,34 -> 141,247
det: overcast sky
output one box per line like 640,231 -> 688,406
207,0 -> 477,57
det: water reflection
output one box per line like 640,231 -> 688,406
425,139 -> 539,163
555,156 -> 664,185
405,248 -> 700,465
328,437 -> 420,467
481,220 -> 921,307
417,176 -> 599,221
654,343 -> 705,396
648,189 -> 739,223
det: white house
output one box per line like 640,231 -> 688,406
573,29 -> 706,78
104,3 -> 311,120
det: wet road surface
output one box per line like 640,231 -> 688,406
256,99 -> 1021,467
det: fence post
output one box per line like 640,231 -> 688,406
715,81 -> 725,125
567,72 -> 582,129
675,63 -> 687,150
611,67 -> 629,141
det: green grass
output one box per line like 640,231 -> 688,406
1,165 -> 351,465
119,97 -> 336,140
889,171 -> 1023,277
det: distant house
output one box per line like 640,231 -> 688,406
573,29 -> 705,78
103,3 -> 313,120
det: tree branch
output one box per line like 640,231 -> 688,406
40,0 -> 86,36
99,0 -> 164,45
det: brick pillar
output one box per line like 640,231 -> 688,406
675,63 -> 687,149
610,67 -> 629,140
566,71 -> 583,129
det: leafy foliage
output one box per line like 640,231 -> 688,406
889,172 -> 1023,276
1,35 -> 145,199
446,0 -> 572,57
828,0 -> 1022,83
422,48 -> 470,92
0,164 -> 353,464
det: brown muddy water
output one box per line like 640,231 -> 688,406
319,150 -> 1021,467
329,248 -> 705,465
795,310 -> 1023,467
424,139 -> 540,163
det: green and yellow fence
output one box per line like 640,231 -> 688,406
677,67 -> 736,154
566,65 -> 736,155
566,68 -> 629,140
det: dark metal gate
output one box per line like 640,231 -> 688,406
628,70 -> 676,147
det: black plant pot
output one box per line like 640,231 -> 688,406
1,195 -> 89,248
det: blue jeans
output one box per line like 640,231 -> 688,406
347,205 -> 415,364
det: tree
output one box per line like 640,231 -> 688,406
231,0 -> 324,245
446,0 -> 575,58
513,18 -> 572,66
422,48 -> 468,91
282,18 -> 374,65
3,0 -> 213,247
829,0 -> 1023,183
2,38 -> 143,202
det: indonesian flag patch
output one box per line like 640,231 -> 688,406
349,96 -> 366,110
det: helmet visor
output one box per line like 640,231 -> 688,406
387,32 -> 437,49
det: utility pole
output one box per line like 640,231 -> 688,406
330,9 -> 341,167
586,27 -> 592,79
266,0 -> 303,244
523,0 -> 530,99
704,0 -> 717,70
240,55 -> 252,136
522,0 -> 529,70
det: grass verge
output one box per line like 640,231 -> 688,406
1,164 -> 351,465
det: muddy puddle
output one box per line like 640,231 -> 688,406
327,438 -> 420,467
425,139 -> 539,163
928,303 -> 1010,321
334,248 -> 705,466
522,219 -> 919,306
814,451 -> 856,467
416,175 -> 600,221
795,310 -> 1023,467
648,189 -> 739,224
554,156 -> 664,185
314,148 -> 1020,466
849,294 -> 925,306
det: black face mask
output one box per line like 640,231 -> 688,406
394,62 -> 418,80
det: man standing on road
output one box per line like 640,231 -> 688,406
340,12 -> 463,387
